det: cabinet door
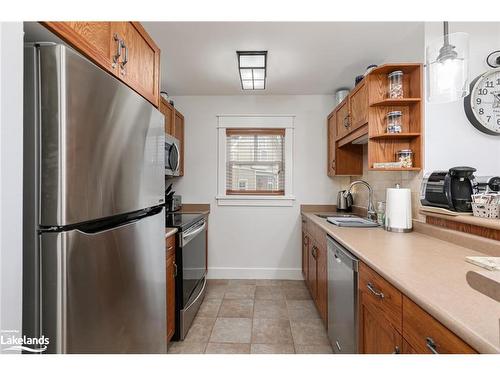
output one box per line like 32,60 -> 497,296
402,339 -> 418,354
166,236 -> 176,342
41,22 -> 118,76
160,98 -> 175,135
327,113 -> 336,176
402,296 -> 476,354
307,241 -> 317,300
359,300 -> 402,354
301,231 -> 309,280
112,22 -> 161,107
315,241 -> 328,324
349,82 -> 368,131
335,99 -> 350,139
174,110 -> 185,176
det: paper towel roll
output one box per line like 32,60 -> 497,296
385,185 -> 412,232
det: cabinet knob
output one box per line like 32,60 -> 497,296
392,346 -> 400,354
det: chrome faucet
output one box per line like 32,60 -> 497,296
344,180 -> 377,221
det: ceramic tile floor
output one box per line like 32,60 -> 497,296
167,279 -> 333,354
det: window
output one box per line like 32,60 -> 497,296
217,115 -> 295,207
226,128 -> 285,196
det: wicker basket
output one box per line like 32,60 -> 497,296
471,202 -> 500,219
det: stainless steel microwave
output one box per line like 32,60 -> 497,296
165,134 -> 180,176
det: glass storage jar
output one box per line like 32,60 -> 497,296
388,70 -> 404,98
396,149 -> 413,168
386,111 -> 402,133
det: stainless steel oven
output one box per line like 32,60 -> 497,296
165,134 -> 180,176
166,213 -> 207,340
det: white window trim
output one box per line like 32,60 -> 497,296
216,115 -> 295,207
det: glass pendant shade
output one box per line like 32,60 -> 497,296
426,31 -> 470,103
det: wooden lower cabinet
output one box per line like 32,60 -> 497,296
307,239 -> 317,300
402,296 -> 476,354
315,240 -> 328,323
359,300 -> 402,354
166,234 -> 176,342
301,216 -> 327,325
358,261 -> 478,354
301,231 -> 309,280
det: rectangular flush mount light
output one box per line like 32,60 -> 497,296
237,51 -> 267,90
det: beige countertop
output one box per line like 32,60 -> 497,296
302,212 -> 500,354
165,227 -> 178,238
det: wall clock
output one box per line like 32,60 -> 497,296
464,67 -> 500,136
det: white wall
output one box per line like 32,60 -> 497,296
170,95 -> 347,279
425,22 -> 500,176
0,22 -> 23,351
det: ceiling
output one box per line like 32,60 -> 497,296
142,22 -> 424,96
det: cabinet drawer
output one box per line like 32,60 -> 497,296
358,262 -> 402,333
402,296 -> 476,354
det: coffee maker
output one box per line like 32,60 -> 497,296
420,167 -> 478,212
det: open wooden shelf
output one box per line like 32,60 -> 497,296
367,63 -> 423,171
370,98 -> 421,107
369,132 -> 420,140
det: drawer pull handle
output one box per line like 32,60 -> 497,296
425,337 -> 439,354
367,282 -> 385,299
392,346 -> 400,354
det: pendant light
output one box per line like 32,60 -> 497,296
426,22 -> 470,103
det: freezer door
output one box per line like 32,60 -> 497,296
40,209 -> 166,353
37,44 -> 164,226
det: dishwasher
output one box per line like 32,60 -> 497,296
327,235 -> 359,354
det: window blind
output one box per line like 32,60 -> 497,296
226,128 -> 285,195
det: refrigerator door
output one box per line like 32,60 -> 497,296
37,44 -> 164,227
40,208 -> 166,354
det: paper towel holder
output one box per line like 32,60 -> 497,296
384,184 -> 413,233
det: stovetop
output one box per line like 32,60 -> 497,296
165,212 -> 204,231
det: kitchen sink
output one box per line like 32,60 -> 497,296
314,213 -> 357,219
326,217 -> 379,228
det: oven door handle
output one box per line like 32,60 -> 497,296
181,220 -> 206,247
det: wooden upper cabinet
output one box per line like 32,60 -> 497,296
41,22 -> 118,75
112,22 -> 160,107
348,81 -> 368,131
174,110 -> 185,176
41,22 -> 160,107
335,98 -> 350,139
160,97 -> 175,135
327,113 -> 336,176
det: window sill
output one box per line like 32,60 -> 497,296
216,195 -> 296,207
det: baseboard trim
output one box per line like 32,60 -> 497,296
207,267 -> 303,280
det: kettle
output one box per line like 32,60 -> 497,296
337,190 -> 353,212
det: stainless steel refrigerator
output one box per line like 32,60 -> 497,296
23,43 -> 166,353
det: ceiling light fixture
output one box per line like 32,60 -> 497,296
426,21 -> 470,103
237,51 -> 267,90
